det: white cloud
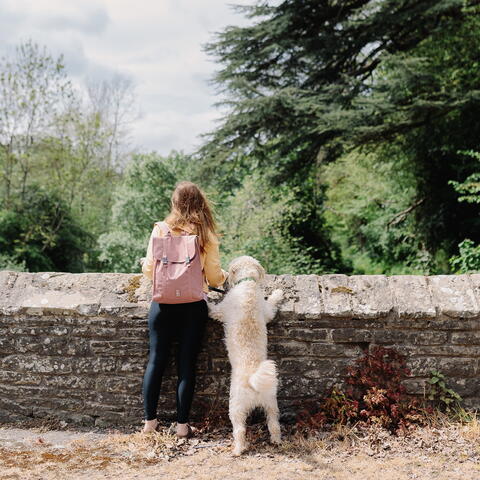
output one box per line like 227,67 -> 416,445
0,0 -> 253,155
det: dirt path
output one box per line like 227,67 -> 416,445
1,420 -> 479,480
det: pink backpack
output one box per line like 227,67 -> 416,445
151,221 -> 204,304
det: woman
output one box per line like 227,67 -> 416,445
140,181 -> 228,438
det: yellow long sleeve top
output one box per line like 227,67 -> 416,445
141,221 -> 228,294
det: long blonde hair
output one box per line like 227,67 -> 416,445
164,181 -> 219,253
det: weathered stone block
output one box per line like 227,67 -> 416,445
1,354 -> 72,374
396,344 -> 480,357
0,370 -> 42,386
280,357 -> 351,376
89,340 -> 148,356
428,275 -> 480,318
196,375 -> 229,395
42,375 -> 95,390
211,357 -> 231,373
451,332 -> 480,345
268,340 -> 310,356
117,358 -> 147,374
0,397 -> 32,418
266,274 -> 297,320
115,327 -> 148,340
372,329 -> 448,345
385,316 -> 480,331
293,275 -> 323,318
320,274 -> 352,317
94,375 -> 143,393
32,397 -> 85,412
0,336 -> 17,354
403,376 -> 480,398
407,357 -> 479,377
331,328 -> 373,343
73,327 -> 117,338
469,273 -> 480,303
8,326 -> 70,336
390,275 -> 436,318
74,357 -> 117,373
92,391 -> 141,408
3,270 -> 480,426
278,375 -> 322,397
309,343 -> 364,357
284,327 -> 329,342
348,275 -> 394,318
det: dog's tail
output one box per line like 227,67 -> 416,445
248,360 -> 278,393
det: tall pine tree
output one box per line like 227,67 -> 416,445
196,0 -> 480,273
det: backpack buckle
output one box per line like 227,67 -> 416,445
162,256 -> 168,264
185,255 -> 191,264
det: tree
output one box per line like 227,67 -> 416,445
0,184 -> 93,272
0,39 -> 75,208
198,0 -> 474,174
217,166 -> 341,274
34,74 -> 138,238
83,74 -> 138,173
196,0 -> 480,273
448,150 -> 480,273
97,151 -> 190,273
322,144 -> 433,274
0,39 -> 144,274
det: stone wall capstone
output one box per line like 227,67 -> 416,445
1,270 -> 479,427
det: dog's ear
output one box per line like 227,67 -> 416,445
227,264 -> 238,287
257,263 -> 266,281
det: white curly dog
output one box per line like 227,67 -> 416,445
207,255 -> 284,456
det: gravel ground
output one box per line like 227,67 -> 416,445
0,417 -> 479,480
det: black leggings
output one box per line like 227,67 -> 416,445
142,299 -> 208,423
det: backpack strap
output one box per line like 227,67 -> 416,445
155,221 -> 171,236
155,221 -> 189,236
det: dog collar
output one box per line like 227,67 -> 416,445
234,276 -> 257,285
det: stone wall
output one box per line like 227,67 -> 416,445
1,270 -> 479,427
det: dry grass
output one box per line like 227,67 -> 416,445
1,411 -> 479,480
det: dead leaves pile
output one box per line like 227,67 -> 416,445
0,423 -> 236,474
309,418 -> 480,464
0,414 -> 479,476
86,423 -> 234,463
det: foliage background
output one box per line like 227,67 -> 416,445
1,1 -> 479,275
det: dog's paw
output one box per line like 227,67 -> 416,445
270,433 -> 282,445
270,289 -> 284,305
232,443 -> 247,456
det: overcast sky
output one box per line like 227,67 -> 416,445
0,0 -> 254,156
